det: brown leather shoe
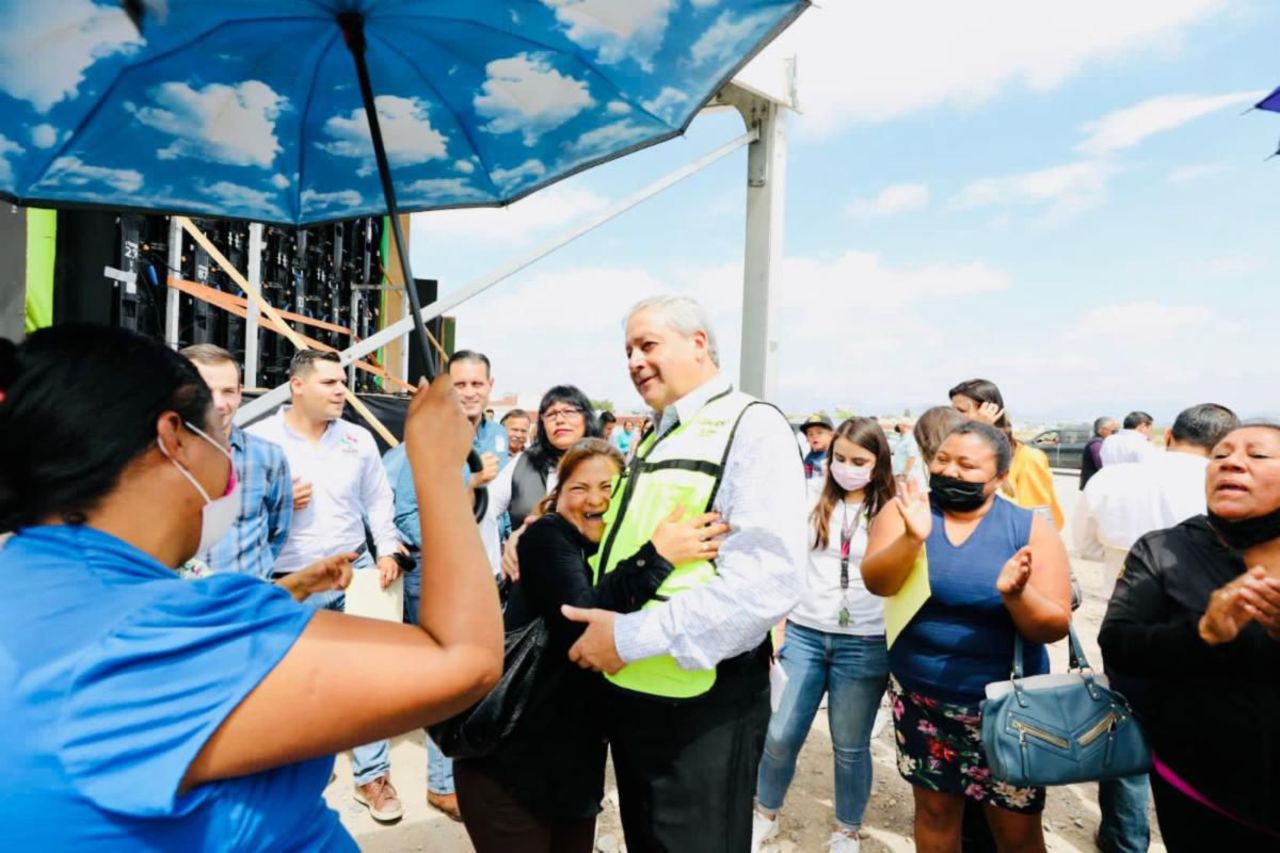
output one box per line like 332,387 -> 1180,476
427,791 -> 463,822
354,774 -> 404,823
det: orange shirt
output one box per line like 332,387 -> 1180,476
1006,444 -> 1064,529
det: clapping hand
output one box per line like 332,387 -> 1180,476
997,546 -> 1033,596
894,476 -> 932,542
1200,567 -> 1280,645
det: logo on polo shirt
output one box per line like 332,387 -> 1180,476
339,433 -> 360,454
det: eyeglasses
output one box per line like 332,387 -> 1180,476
542,406 -> 585,423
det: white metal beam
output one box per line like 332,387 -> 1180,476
721,66 -> 794,401
235,129 -> 759,425
164,216 -> 182,348
244,223 -> 263,387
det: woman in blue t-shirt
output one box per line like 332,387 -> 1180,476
0,325 -> 503,851
862,422 -> 1072,853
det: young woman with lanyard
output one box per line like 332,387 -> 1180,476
752,418 -> 897,853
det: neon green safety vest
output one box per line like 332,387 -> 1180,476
589,388 -> 761,699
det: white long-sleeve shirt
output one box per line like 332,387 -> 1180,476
613,377 -> 808,671
1100,429 -> 1156,466
1071,450 -> 1208,599
248,408 -> 400,574
482,458 -> 558,574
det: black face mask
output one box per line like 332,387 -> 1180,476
1207,507 -> 1280,551
929,472 -> 990,512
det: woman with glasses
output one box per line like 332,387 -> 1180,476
488,386 -> 601,577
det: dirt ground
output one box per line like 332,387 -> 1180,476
331,475 -> 1165,852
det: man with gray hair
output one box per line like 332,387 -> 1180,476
562,294 -> 808,852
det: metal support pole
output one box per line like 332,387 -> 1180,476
728,78 -> 790,401
245,223 -> 263,387
165,216 -> 182,348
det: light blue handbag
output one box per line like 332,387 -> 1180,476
980,625 -> 1150,787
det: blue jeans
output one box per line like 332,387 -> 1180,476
300,551 -> 391,786
1098,774 -> 1150,853
401,562 -> 456,795
756,622 -> 889,830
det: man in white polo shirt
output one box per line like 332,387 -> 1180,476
248,349 -> 405,824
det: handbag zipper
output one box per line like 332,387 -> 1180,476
1011,719 -> 1070,750
1077,712 -> 1117,747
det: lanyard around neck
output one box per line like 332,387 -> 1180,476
839,502 -> 863,592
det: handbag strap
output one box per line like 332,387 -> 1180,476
1152,753 -> 1280,839
1012,623 -> 1091,679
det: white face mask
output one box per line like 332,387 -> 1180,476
157,422 -> 239,556
829,460 -> 873,493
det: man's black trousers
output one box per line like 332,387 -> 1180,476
601,650 -> 771,853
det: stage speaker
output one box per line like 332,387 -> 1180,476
406,278 -> 451,382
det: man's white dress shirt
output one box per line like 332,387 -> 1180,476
248,408 -> 401,574
1100,429 -> 1156,466
1072,450 -> 1208,600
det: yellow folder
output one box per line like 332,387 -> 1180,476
885,547 -> 931,648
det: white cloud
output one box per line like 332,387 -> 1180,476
1068,301 -> 1215,340
738,1 -> 1228,135
1198,255 -> 1267,276
0,0 -> 143,113
413,184 -> 609,244
1166,162 -> 1227,183
404,177 -> 492,203
270,173 -> 291,189
691,10 -> 775,68
846,183 -> 930,218
476,53 -> 595,145
300,188 -> 363,211
443,250 -> 1014,412
489,158 -> 547,192
29,124 -> 59,149
1078,91 -> 1260,155
201,180 -> 286,219
541,0 -> 674,70
607,100 -> 632,115
319,95 -> 447,173
129,80 -> 286,168
641,87 -> 689,124
952,160 -> 1120,219
563,119 -> 653,161
0,134 -> 23,184
454,159 -> 476,174
42,155 -> 142,193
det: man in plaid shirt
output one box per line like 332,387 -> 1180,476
181,345 -> 292,579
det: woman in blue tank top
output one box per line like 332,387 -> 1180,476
862,422 -> 1072,853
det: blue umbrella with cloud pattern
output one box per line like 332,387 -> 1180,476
0,0 -> 807,380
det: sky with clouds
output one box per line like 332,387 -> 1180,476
410,0 -> 1280,425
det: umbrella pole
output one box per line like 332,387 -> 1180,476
340,13 -> 487,519
340,13 -> 438,383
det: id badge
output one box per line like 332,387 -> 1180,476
838,607 -> 850,628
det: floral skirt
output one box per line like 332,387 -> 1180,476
888,675 -> 1045,814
